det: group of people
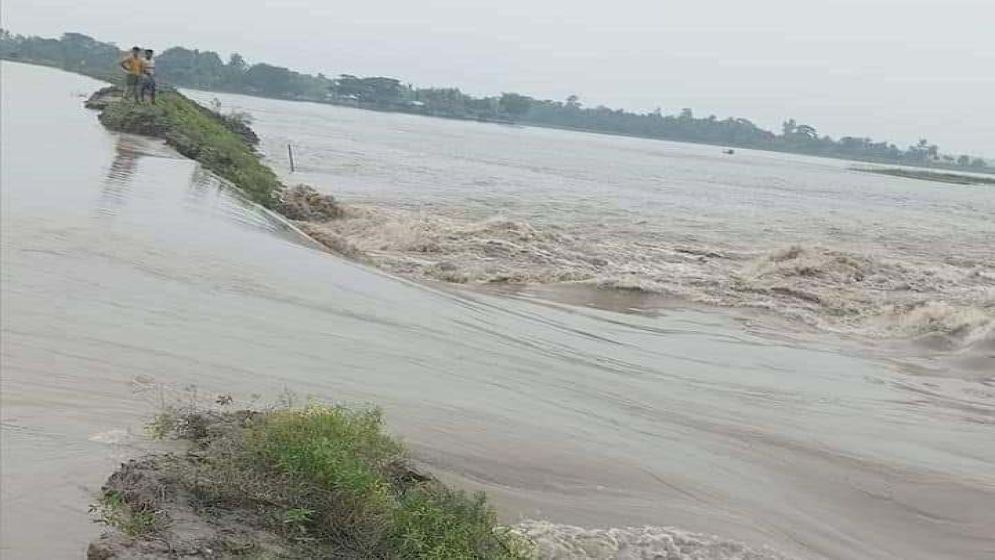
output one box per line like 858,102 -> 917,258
119,46 -> 156,103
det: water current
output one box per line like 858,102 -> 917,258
2,62 -> 993,559
188,88 -> 995,367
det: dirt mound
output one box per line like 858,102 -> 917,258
84,86 -> 122,110
277,185 -> 344,222
87,458 -> 293,559
87,407 -> 527,559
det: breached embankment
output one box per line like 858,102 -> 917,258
81,87 -> 792,559
86,87 -> 994,361
295,206 -> 994,358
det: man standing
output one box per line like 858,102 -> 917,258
141,49 -> 157,104
119,46 -> 145,101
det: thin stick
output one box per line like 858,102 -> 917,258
287,143 -> 296,173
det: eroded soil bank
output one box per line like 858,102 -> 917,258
87,406 -> 532,559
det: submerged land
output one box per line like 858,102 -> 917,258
852,167 -> 995,185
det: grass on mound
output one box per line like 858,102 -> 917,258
98,90 -> 284,207
138,404 -> 534,559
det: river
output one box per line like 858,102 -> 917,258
1,62 -> 993,559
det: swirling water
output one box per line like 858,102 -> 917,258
190,87 -> 994,363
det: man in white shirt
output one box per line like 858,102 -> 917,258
141,49 -> 157,104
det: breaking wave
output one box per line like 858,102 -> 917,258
299,205 -> 994,351
511,521 -> 789,560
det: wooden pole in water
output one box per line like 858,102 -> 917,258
287,143 -> 296,173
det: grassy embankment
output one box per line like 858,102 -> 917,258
91,87 -> 284,208
852,167 -> 995,186
90,86 -> 344,227
90,404 -> 533,559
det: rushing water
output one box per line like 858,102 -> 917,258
188,88 -> 995,369
2,62 -> 994,560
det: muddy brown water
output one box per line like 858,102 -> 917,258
187,87 -> 995,361
2,62 -> 993,559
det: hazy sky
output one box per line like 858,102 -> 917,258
5,0 -> 994,155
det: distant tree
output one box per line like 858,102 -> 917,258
228,53 -> 247,71
330,75 -> 406,104
970,158 -> 987,168
157,47 -> 226,89
245,63 -> 293,95
498,92 -> 533,118
415,87 -> 470,115
957,155 -> 972,166
221,53 -> 247,87
679,107 -> 694,120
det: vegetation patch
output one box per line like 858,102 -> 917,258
86,86 -> 346,233
91,489 -> 166,538
87,405 -> 534,559
852,167 -> 995,185
89,87 -> 284,207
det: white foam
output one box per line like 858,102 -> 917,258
511,520 -> 790,560
88,429 -> 131,444
303,206 -> 994,351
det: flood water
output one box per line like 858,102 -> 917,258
2,62 -> 994,559
188,88 -> 994,365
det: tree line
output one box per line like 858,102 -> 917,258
1,30 -> 989,172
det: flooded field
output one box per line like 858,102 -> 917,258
2,62 -> 993,559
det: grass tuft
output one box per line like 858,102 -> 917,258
140,404 -> 534,558
90,490 -> 165,537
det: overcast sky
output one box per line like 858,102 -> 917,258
4,0 -> 993,155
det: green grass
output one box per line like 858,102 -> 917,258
90,491 -> 165,537
149,404 -> 534,559
98,89 -> 284,207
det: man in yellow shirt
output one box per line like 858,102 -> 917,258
119,47 -> 146,101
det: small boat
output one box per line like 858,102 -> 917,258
723,149 -> 735,155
